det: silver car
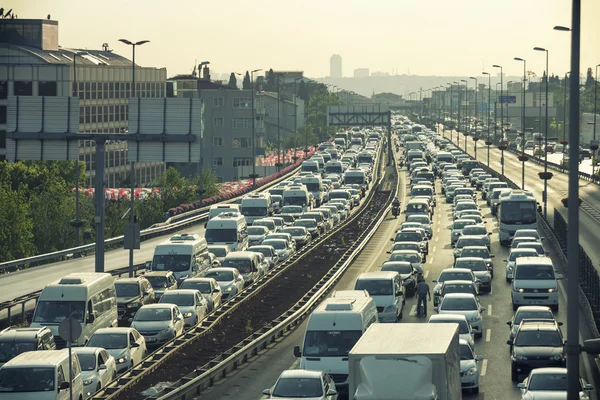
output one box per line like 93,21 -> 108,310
433,268 -> 479,306
435,293 -> 485,338
159,289 -> 208,328
204,268 -> 245,300
504,248 -> 540,282
450,219 -> 477,246
453,257 -> 492,293
247,226 -> 269,246
248,245 -> 279,270
460,224 -> 492,249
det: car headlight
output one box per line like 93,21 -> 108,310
180,274 -> 189,280
515,355 -> 528,361
548,288 -> 555,293
127,302 -> 140,308
160,328 -> 173,335
551,354 -> 563,360
83,378 -> 94,385
183,312 -> 193,318
518,288 -> 524,293
383,305 -> 397,312
225,287 -> 234,292
467,367 -> 477,376
469,315 -> 480,322
117,356 -> 128,364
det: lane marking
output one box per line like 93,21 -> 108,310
435,236 -> 439,242
485,329 -> 491,342
437,227 -> 440,233
487,304 -> 492,316
410,305 -> 417,316
480,359 -> 488,376
424,270 -> 430,279
428,257 -> 434,265
289,358 -> 300,370
432,246 -> 437,253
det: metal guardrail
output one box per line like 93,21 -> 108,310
89,146 -> 388,400
0,163 -> 304,272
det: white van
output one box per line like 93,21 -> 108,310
282,185 -> 312,211
300,175 -> 324,207
301,160 -> 320,174
511,256 -> 562,311
150,233 -> 212,282
354,272 -> 405,322
343,168 -> 367,189
207,204 -> 240,221
0,350 -> 84,400
240,193 -> 273,224
293,297 -> 378,391
30,273 -> 117,348
205,212 -> 248,252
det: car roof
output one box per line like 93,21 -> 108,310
72,347 -> 103,355
455,257 -> 486,263
429,314 -> 469,322
145,271 -> 173,277
518,320 -> 559,331
94,327 -> 132,335
206,267 -> 238,273
441,268 -> 473,274
442,293 -> 477,300
0,327 -> 48,341
115,277 -> 144,284
358,271 -> 399,280
160,289 -> 199,297
442,280 -> 476,286
515,305 -> 553,313
140,303 -> 177,310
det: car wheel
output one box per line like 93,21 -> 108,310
97,383 -> 101,392
506,277 -> 511,283
511,365 -> 519,382
471,386 -> 479,394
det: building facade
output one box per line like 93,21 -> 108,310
354,68 -> 369,78
330,54 -> 342,78
0,18 -> 167,187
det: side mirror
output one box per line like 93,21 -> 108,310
59,381 -> 70,391
176,316 -> 182,321
480,307 -> 486,312
262,389 -> 272,396
293,345 -> 302,358
476,355 -> 483,362
490,254 -> 495,258
503,259 -> 508,262
145,261 -> 152,269
507,339 -> 513,345
517,383 -> 526,389
326,389 -> 338,396
557,321 -> 563,326
386,251 -> 391,254
98,364 -> 107,371
390,238 -> 394,242
433,307 -> 439,312
506,321 -> 512,326
488,232 -> 492,235
213,288 -> 221,293
86,314 -> 95,324
471,329 -> 477,335
583,384 -> 593,391
556,274 -> 564,280
130,341 -> 140,348
204,223 -> 207,228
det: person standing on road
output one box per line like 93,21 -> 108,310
416,278 -> 431,317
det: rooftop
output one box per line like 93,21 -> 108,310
2,43 -> 136,67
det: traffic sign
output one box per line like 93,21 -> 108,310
59,317 -> 82,343
499,96 -> 517,104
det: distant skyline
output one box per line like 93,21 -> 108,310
14,0 -> 600,80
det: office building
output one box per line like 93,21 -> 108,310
330,54 -> 342,78
354,68 -> 370,78
0,17 -> 167,187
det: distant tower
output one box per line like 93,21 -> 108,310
330,54 -> 342,78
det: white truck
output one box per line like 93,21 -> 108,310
240,193 -> 273,224
348,323 -> 462,400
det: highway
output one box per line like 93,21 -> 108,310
190,152 -> 600,400
446,128 -> 600,268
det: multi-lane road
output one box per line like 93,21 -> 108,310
189,150 -> 600,400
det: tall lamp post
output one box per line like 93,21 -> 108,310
70,51 -> 89,255
534,46 -> 552,218
514,57 -> 527,190
447,83 -> 454,140
460,79 -> 468,151
493,65 -> 504,142
119,38 -> 149,277
293,77 -> 302,162
482,72 -> 492,167
470,76 -> 479,158
250,68 -> 262,188
454,81 -> 461,145
197,61 -> 210,194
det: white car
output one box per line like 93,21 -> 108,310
86,327 -> 147,374
204,267 -> 245,300
179,277 -> 223,313
73,347 -> 117,398
131,304 -> 185,347
262,238 -> 295,261
247,226 -> 269,246
518,367 -> 593,399
459,339 -> 483,394
248,245 -> 280,270
504,248 -> 539,282
207,245 -> 230,263
159,289 -> 208,328
435,293 -> 485,337
263,369 -> 338,399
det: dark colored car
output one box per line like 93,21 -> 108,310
508,320 -> 565,382
115,277 -> 156,326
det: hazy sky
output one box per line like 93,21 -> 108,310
14,0 -> 600,80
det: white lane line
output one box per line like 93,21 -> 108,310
410,305 -> 417,316
432,246 -> 437,253
289,358 -> 300,370
437,227 -> 440,233
428,257 -> 434,265
487,304 -> 492,316
424,270 -> 430,279
485,329 -> 491,342
480,359 -> 488,376
435,236 -> 439,242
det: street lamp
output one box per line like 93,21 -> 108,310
454,81 -> 461,144
119,38 -> 149,277
514,57 -> 527,190
293,77 -> 302,162
470,76 -> 479,158
482,72 -> 492,167
250,68 -> 262,188
533,46 -> 552,218
447,83 -> 454,140
196,61 -> 210,195
493,65 -> 504,142
460,79 -> 468,150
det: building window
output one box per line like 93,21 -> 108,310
79,107 -> 84,124
0,81 -> 7,99
91,106 -> 97,123
213,157 -> 223,166
91,82 -> 97,99
213,117 -> 224,127
14,81 -> 32,96
213,97 -> 224,107
0,130 -> 5,149
85,83 -> 91,99
213,137 -> 223,146
233,157 -> 252,167
233,98 -> 251,109
232,118 -> 252,129
0,106 -> 5,124
85,106 -> 91,124
232,137 -> 251,148
38,81 -> 57,96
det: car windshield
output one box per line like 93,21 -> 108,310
454,221 -> 475,230
392,243 -> 419,252
281,206 -> 303,213
241,206 -> 267,217
390,253 -> 420,263
152,254 -> 190,272
515,231 -> 540,240
160,293 -> 195,307
222,259 -> 253,274
439,272 -> 473,283
295,220 -> 316,228
412,188 -> 433,196
407,215 -> 429,224
527,373 -> 569,391
459,344 -> 475,360
205,229 -> 237,243
209,247 -> 228,257
146,276 -> 170,289
263,240 -> 286,250
515,310 -> 554,325
303,330 -> 362,357
432,319 -> 470,334
0,367 -> 54,392
283,228 -> 306,236
500,201 -> 537,225
248,227 -> 267,235
441,297 -> 477,311
515,265 -> 555,280
456,203 -> 477,212
205,270 -> 234,282
253,222 -> 274,230
115,283 -> 140,298
133,307 -> 172,322
272,377 -> 324,398
381,263 -> 412,274
76,353 -> 96,371
280,214 -> 295,223
87,333 -> 128,350
462,227 -> 487,235
406,203 -> 428,213
395,232 -> 422,242
456,238 -> 485,248
443,284 -> 476,296
461,248 -> 490,258
249,247 -> 272,258
509,250 -> 536,261
180,281 -> 212,293
518,244 -> 545,255
32,300 -> 85,323
0,341 -> 36,363
515,331 -> 562,347
354,279 -> 393,296
455,260 -> 487,271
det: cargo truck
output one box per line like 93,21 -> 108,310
348,323 -> 462,400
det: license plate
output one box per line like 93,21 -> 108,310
147,338 -> 157,343
531,301 -> 543,304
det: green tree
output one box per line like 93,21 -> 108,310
227,72 -> 238,89
242,71 -> 251,90
298,80 -> 309,103
585,67 -> 594,89
265,68 -> 276,91
0,179 -> 35,262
